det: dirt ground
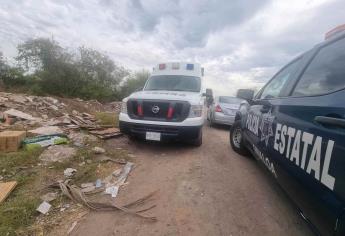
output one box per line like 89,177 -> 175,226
69,125 -> 313,236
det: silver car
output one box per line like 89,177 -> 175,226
207,96 -> 243,126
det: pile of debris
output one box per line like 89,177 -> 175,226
0,92 -> 122,151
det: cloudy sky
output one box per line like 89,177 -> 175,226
0,0 -> 344,95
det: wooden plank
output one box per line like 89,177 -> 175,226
0,181 -> 17,203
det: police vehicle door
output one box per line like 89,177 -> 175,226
244,58 -> 303,175
265,36 -> 345,235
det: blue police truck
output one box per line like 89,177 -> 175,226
230,25 -> 345,236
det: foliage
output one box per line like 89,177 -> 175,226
95,112 -> 119,127
0,38 -> 149,101
120,69 -> 150,98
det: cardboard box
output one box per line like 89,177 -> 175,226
0,131 -> 26,152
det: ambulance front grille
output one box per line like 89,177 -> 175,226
127,99 -> 190,122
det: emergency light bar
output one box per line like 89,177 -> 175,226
186,63 -> 194,70
172,62 -> 179,70
325,24 -> 345,40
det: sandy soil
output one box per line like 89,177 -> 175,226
70,125 -> 313,236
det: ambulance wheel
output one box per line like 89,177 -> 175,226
191,129 -> 203,147
230,120 -> 248,155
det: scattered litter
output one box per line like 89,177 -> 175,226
49,181 -> 157,221
4,108 -> 37,121
39,145 -> 76,163
40,192 -> 58,202
0,131 -> 26,152
112,169 -> 122,177
81,183 -> 94,188
23,135 -> 68,148
115,162 -> 134,186
102,162 -> 134,199
36,201 -> 52,214
95,179 -> 102,188
0,181 -> 17,204
81,185 -> 96,193
105,186 -> 119,198
67,221 -> 78,235
79,161 -> 86,166
28,126 -> 63,135
64,168 -> 77,177
92,146 -> 105,154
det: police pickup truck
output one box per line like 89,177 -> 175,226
230,25 -> 345,235
119,62 -> 208,146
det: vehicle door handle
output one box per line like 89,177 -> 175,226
314,116 -> 345,128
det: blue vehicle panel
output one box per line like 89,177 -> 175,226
231,31 -> 345,235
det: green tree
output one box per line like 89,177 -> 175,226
15,38 -> 129,101
120,69 -> 150,98
76,47 -> 129,100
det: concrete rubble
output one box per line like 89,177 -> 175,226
64,168 -> 77,177
39,145 -> 77,163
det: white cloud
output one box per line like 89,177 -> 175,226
0,0 -> 344,96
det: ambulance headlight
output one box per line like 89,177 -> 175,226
121,101 -> 127,114
189,105 -> 203,118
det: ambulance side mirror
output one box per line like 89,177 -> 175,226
203,88 -> 213,107
203,88 -> 213,98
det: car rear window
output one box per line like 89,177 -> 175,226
293,37 -> 345,96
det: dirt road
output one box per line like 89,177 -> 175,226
71,125 -> 313,236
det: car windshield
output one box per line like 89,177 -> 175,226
144,75 -> 201,92
219,96 -> 243,104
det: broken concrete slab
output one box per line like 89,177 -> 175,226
9,94 -> 27,104
29,126 -> 64,135
39,145 -> 77,163
68,132 -> 97,146
4,108 -> 37,121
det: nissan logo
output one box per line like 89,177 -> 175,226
152,105 -> 160,114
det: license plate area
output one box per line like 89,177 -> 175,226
146,132 -> 161,141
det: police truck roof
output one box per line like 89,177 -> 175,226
151,62 -> 204,77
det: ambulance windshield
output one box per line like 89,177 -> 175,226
144,75 -> 201,92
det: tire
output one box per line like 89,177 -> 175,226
230,120 -> 248,155
191,129 -> 203,147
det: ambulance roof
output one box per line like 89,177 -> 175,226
151,62 -> 204,77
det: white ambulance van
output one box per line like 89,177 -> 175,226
119,62 -> 209,146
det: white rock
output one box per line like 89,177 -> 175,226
92,146 -> 105,154
64,168 -> 77,177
